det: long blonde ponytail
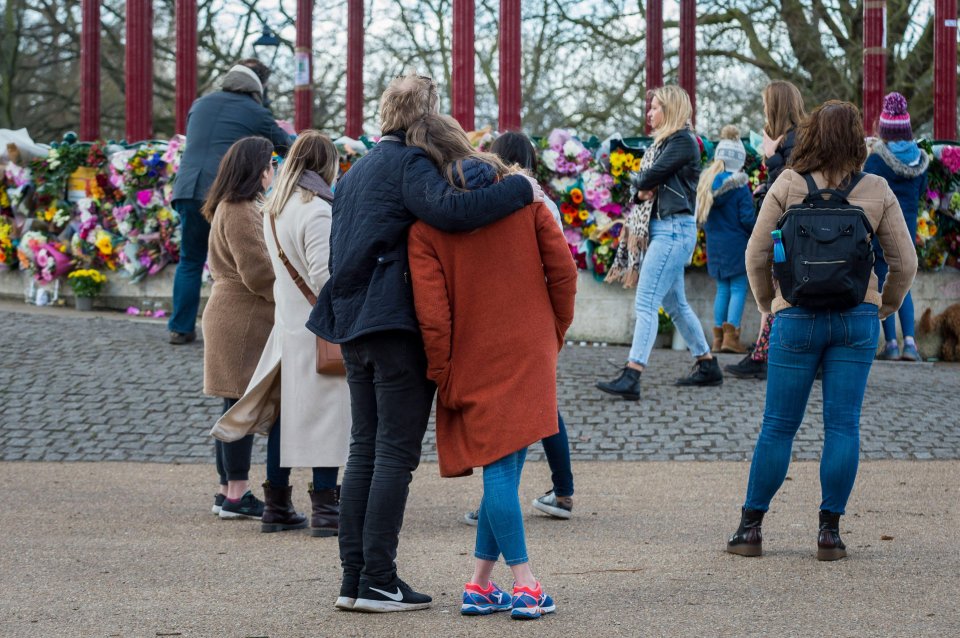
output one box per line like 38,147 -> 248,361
696,160 -> 725,224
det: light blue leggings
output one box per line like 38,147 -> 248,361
713,274 -> 749,328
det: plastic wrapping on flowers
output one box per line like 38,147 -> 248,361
916,140 -> 960,271
7,135 -> 184,283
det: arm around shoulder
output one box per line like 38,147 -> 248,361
401,152 -> 533,233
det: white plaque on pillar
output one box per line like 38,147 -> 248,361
295,52 -> 310,87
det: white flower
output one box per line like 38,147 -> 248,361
550,177 -> 577,193
541,149 -> 559,171
563,139 -> 585,158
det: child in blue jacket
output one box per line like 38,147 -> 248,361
696,125 -> 756,353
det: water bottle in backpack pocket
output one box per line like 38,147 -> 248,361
771,173 -> 875,310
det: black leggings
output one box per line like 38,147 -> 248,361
216,399 -> 336,488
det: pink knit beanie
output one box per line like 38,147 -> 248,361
878,92 -> 913,141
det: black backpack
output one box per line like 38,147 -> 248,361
772,173 -> 875,310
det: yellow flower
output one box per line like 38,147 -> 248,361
632,158 -> 641,172
611,166 -> 623,177
563,213 -> 574,225
95,232 -> 113,255
578,209 -> 589,221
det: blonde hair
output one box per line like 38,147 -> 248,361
379,73 -> 439,133
406,114 -> 519,189
763,81 -> 806,139
650,85 -> 693,144
263,131 -> 338,218
696,125 -> 741,224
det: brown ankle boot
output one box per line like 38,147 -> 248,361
260,481 -> 308,533
309,484 -> 339,537
816,510 -> 847,561
712,326 -> 723,352
721,323 -> 748,354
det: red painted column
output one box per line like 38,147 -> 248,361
498,0 -> 521,131
346,0 -> 364,137
645,0 -> 663,134
295,0 -> 313,132
81,0 -> 100,141
125,0 -> 153,142
175,0 -> 197,136
452,0 -> 475,130
679,0 -> 696,126
863,0 -> 886,136
934,0 -> 958,140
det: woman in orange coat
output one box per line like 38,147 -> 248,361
406,114 -> 577,620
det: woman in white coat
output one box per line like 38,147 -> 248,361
212,131 -> 351,536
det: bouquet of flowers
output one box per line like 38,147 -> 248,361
66,268 -> 106,297
17,231 -> 71,282
0,217 -> 17,269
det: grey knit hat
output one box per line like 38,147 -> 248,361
714,138 -> 746,173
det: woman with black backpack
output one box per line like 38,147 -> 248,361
725,101 -> 917,561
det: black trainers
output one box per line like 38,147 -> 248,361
212,493 -> 225,515
353,577 -> 433,612
218,490 -> 265,520
335,573 -> 360,611
725,355 -> 767,380
169,331 -> 197,345
675,357 -> 723,386
596,367 -> 641,401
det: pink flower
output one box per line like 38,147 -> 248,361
941,146 -> 960,174
137,189 -> 153,207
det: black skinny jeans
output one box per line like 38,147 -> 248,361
215,398 -> 290,487
338,331 -> 436,587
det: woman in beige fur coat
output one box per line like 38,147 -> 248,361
212,132 -> 350,537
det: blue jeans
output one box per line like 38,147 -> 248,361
475,449 -> 529,565
629,215 -> 711,365
541,411 -> 573,497
873,210 -> 917,340
713,273 -> 748,328
744,303 -> 879,514
265,418 -> 338,489
168,199 -> 209,334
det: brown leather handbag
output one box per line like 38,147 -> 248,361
269,214 -> 346,375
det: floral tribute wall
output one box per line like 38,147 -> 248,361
1,130 -> 959,302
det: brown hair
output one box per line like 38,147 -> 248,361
236,58 -> 271,85
379,74 -> 439,133
405,114 -> 518,189
789,100 -> 867,189
201,136 -> 273,221
762,80 -> 806,139
263,130 -> 338,218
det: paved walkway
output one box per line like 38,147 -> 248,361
2,461 -> 958,637
1,302 -> 959,464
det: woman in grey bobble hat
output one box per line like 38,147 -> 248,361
696,125 -> 756,354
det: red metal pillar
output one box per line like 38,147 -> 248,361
499,0 -> 521,131
645,0 -> 663,134
863,0 -> 886,136
126,0 -> 153,142
295,0 -> 313,132
934,0 -> 958,140
175,0 -> 197,136
346,0 -> 364,137
81,0 -> 100,141
679,0 -> 696,126
452,0 -> 476,130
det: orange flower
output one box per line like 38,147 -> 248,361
570,188 -> 584,205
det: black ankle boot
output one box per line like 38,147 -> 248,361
676,357 -> 724,386
817,510 -> 847,561
308,483 -> 339,537
261,481 -> 308,533
726,507 -> 764,557
596,367 -> 641,401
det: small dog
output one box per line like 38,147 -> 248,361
918,304 -> 960,362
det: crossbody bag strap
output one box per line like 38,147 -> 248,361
268,214 -> 317,306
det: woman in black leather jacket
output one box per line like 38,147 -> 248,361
597,85 -> 720,401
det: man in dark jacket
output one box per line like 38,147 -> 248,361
307,74 -> 542,613
167,59 -> 292,344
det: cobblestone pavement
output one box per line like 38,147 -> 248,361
2,303 -> 958,463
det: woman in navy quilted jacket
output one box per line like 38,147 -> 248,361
864,92 -> 929,361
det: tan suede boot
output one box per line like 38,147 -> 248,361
721,323 -> 748,354
712,326 -> 723,352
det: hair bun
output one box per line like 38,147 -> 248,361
883,92 -> 908,116
719,125 -> 740,140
